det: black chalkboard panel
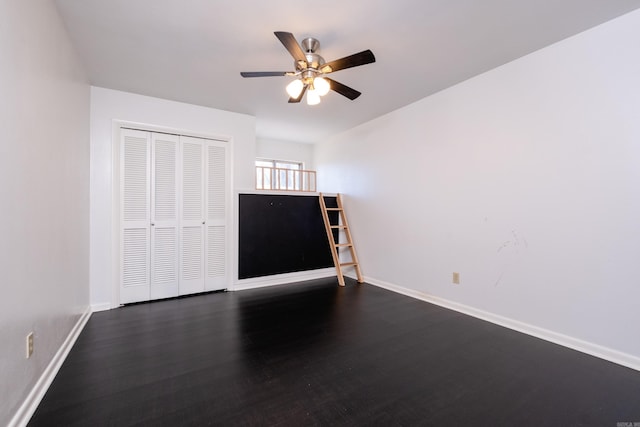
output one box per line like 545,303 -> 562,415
239,194 -> 338,279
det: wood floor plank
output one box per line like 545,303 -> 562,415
29,278 -> 640,426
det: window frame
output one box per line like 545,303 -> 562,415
255,158 -> 310,191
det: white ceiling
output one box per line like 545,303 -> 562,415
54,0 -> 640,144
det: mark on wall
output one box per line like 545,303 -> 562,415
497,230 -> 528,253
494,272 -> 504,287
494,229 -> 528,287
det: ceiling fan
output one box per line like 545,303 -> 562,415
240,31 -> 376,105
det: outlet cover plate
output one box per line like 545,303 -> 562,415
26,332 -> 34,358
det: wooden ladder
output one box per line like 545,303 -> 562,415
319,193 -> 364,286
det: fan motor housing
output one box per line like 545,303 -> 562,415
298,53 -> 324,70
295,37 -> 325,71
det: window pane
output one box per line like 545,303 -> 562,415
275,161 -> 301,170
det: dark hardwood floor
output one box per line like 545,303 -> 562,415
29,278 -> 640,426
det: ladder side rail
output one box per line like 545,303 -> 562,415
336,194 -> 364,283
319,193 -> 345,286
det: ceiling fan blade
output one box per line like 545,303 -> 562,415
274,31 -> 307,64
324,78 -> 361,100
321,50 -> 376,74
288,85 -> 308,103
240,71 -> 290,78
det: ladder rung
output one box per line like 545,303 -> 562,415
325,208 -> 343,211
335,243 -> 353,247
330,225 -> 347,229
340,262 -> 358,267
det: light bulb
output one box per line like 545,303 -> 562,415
286,79 -> 304,98
314,77 -> 330,96
307,89 -> 321,105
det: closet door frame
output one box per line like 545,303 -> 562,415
112,121 -> 232,307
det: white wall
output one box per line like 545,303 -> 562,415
256,138 -> 315,169
90,87 -> 256,309
315,10 -> 640,363
0,1 -> 90,424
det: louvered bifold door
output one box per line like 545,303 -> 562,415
150,133 -> 180,300
120,129 -> 151,304
205,140 -> 228,291
179,136 -> 205,295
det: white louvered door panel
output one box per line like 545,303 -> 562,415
120,129 -> 151,304
205,141 -> 228,290
150,133 -> 179,300
179,136 -> 205,295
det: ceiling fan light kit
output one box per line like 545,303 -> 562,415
313,77 -> 330,96
286,79 -> 304,98
241,31 -> 375,105
306,89 -> 321,105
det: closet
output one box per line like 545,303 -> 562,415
119,128 -> 229,304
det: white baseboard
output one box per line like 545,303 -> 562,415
9,307 -> 92,427
91,302 -> 112,312
364,275 -> 640,372
231,268 -> 336,291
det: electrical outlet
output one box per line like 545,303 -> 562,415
26,332 -> 34,358
452,272 -> 460,284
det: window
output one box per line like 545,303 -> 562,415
255,159 -> 316,192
